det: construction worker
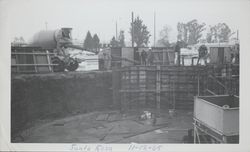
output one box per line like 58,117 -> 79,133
141,49 -> 147,65
103,52 -> 111,70
197,45 -> 208,65
98,51 -> 105,70
147,48 -> 154,65
175,41 -> 181,66
61,28 -> 71,39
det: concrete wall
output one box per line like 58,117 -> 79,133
11,71 -> 112,136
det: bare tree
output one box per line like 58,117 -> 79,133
157,25 -> 172,47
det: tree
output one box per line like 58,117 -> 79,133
118,30 -> 125,47
206,30 -> 213,43
13,36 -> 25,43
130,16 -> 151,47
186,20 -> 206,44
83,31 -> 94,50
110,36 -> 119,47
177,22 -> 188,43
93,34 -> 100,53
177,19 -> 206,45
19,37 -> 25,43
206,23 -> 232,43
157,25 -> 172,47
109,31 -> 126,47
219,23 -> 232,42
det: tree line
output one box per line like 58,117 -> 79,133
83,31 -> 100,54
158,19 -> 235,47
83,16 -> 236,52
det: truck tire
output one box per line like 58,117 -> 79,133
51,57 -> 65,72
66,58 -> 79,71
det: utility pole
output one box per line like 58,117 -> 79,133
154,11 -> 156,47
131,12 -> 134,47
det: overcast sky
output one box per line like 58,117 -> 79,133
6,0 -> 247,45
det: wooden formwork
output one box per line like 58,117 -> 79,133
113,64 -> 239,111
118,65 -> 210,110
206,64 -> 239,95
11,46 -> 56,73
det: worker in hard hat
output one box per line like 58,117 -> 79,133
197,45 -> 208,65
98,51 -> 105,70
175,41 -> 181,66
141,49 -> 147,65
147,48 -> 154,65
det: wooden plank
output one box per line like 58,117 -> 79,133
46,50 -> 53,72
156,65 -> 161,110
123,125 -> 169,139
32,50 -> 38,73
12,64 -> 57,66
12,52 -> 55,55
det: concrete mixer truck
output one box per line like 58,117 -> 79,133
29,28 -> 86,72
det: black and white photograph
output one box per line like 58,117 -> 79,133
0,0 -> 250,151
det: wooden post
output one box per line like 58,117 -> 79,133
228,63 -> 232,95
15,49 -> 19,73
128,68 -> 131,109
163,50 -> 166,65
173,80 -> 175,110
196,127 -> 201,143
198,72 -> 200,96
194,120 -> 196,143
167,51 -> 171,65
140,66 -> 146,106
194,127 -> 196,143
137,66 -> 139,108
32,49 -> 38,73
222,135 -> 227,143
112,68 -> 121,108
156,65 -> 161,114
46,50 -> 52,72
182,56 -> 185,66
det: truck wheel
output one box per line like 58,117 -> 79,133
66,58 -> 79,71
51,57 -> 65,72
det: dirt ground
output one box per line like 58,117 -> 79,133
14,108 -> 193,143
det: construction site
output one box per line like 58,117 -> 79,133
11,27 -> 239,144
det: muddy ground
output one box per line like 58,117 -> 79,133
13,108 -> 193,143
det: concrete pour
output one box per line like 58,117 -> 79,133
15,109 -> 193,143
